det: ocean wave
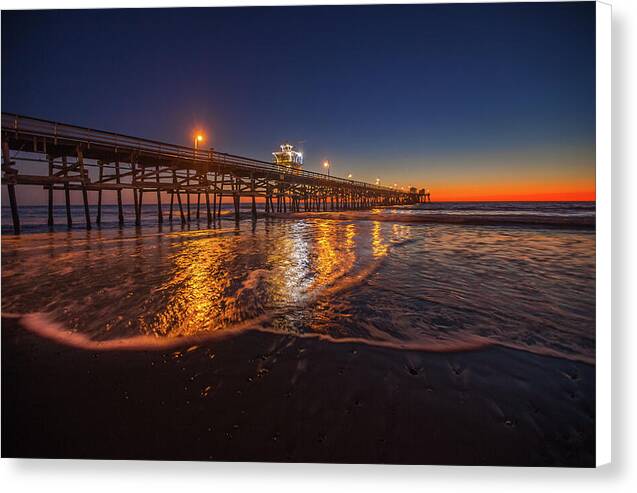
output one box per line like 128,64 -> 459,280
4,311 -> 594,365
270,211 -> 595,228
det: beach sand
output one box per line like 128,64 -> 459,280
1,316 -> 594,466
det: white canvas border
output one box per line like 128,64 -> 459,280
595,0 -> 612,468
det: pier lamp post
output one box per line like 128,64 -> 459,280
348,173 -> 352,179
376,177 -> 380,186
323,160 -> 330,177
194,133 -> 204,150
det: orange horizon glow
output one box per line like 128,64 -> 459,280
361,143 -> 596,203
423,174 -> 595,202
430,191 -> 595,202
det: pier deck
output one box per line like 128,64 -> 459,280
2,113 -> 429,233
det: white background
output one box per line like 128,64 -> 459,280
0,0 -> 635,491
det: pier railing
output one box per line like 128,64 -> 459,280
2,113 -> 390,192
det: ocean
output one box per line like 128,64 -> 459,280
1,201 -> 595,364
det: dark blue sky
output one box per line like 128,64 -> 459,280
1,2 -> 595,200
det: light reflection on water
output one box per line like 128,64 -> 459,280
1,218 -> 594,362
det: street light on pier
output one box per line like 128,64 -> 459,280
348,173 -> 352,179
323,160 -> 330,177
194,133 -> 204,150
376,177 -> 380,186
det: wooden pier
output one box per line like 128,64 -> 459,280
1,113 -> 429,234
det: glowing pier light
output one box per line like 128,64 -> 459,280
273,143 -> 303,173
323,160 -> 330,177
348,173 -> 352,179
194,132 -> 204,150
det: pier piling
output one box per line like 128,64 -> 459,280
156,165 -> 163,224
47,156 -> 54,227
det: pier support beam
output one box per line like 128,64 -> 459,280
171,170 -> 185,225
177,190 -> 185,225
96,160 -> 103,225
132,161 -> 140,226
8,182 -> 19,234
205,182 -> 212,224
233,176 -> 240,222
76,147 -> 91,230
156,165 -> 163,224
47,156 -> 54,227
217,174 -> 224,220
138,188 -> 144,225
211,172 -> 218,222
2,142 -> 20,234
62,156 -> 72,227
186,169 -> 191,222
251,176 -> 257,221
115,160 -> 124,225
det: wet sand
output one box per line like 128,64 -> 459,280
1,316 -> 594,466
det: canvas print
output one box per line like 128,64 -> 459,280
1,2 -> 596,466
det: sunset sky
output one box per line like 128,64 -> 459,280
1,2 -> 595,203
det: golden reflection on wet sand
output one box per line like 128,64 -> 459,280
1,218 -> 595,363
372,221 -> 388,257
135,220 -> 369,339
264,220 -> 313,305
2,220 -> 398,342
313,220 -> 355,287
141,236 -> 233,337
345,222 -> 356,249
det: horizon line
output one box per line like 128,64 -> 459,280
1,198 -> 597,208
